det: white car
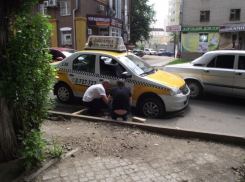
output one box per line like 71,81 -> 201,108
164,50 -> 245,99
144,48 -> 157,55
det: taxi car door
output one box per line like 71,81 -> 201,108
233,55 -> 245,96
68,53 -> 97,96
99,55 -> 127,94
202,55 -> 235,94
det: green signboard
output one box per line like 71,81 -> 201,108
182,26 -> 219,32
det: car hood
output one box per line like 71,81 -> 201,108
145,70 -> 185,88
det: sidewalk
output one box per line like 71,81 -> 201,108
23,115 -> 245,182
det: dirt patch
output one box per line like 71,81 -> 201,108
40,117 -> 245,181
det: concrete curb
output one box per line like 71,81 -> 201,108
49,111 -> 245,146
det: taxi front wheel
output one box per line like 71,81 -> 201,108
57,84 -> 74,103
140,98 -> 165,118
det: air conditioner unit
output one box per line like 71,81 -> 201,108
230,10 -> 235,14
88,29 -> 92,35
43,1 -> 49,7
98,5 -> 104,11
200,12 -> 205,15
49,0 -> 57,7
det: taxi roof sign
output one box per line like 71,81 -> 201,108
84,36 -> 126,52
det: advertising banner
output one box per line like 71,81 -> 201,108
182,32 -> 220,52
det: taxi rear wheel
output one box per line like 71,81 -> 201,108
186,80 -> 203,99
57,84 -> 74,103
140,98 -> 165,118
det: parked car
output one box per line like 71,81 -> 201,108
157,50 -> 174,57
52,36 -> 190,118
133,49 -> 145,57
144,48 -> 157,55
158,49 -> 165,53
46,47 -> 77,62
164,50 -> 245,99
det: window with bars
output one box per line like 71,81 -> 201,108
60,1 -> 71,16
200,11 -> 210,22
230,9 -> 240,21
39,4 -> 47,15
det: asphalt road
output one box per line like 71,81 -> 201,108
52,55 -> 245,137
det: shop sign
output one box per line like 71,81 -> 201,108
182,26 -> 219,32
220,24 -> 245,32
87,14 -> 110,26
111,18 -> 122,28
166,25 -> 181,32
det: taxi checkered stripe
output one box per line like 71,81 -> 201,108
59,68 -> 169,91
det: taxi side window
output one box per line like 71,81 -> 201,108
100,56 -> 126,77
238,56 -> 245,70
73,54 -> 95,73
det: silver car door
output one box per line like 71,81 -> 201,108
202,55 -> 235,94
233,55 -> 245,96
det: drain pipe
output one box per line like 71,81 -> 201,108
73,0 -> 78,50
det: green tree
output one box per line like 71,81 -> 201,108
0,0 -> 55,169
170,33 -> 179,42
136,43 -> 144,50
130,0 -> 156,45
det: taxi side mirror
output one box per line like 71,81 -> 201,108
122,72 -> 132,79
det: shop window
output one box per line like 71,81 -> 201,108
39,4 -> 47,15
230,9 -> 240,21
60,28 -> 72,47
199,33 -> 209,43
60,1 -> 71,16
110,27 -> 120,37
200,11 -> 210,22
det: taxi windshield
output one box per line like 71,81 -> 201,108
118,54 -> 154,76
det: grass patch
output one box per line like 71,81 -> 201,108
166,59 -> 194,65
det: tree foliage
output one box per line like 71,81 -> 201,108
0,0 -> 56,169
130,0 -> 156,45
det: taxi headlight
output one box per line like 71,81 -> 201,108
170,87 -> 181,96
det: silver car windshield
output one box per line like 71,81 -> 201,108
118,54 -> 155,76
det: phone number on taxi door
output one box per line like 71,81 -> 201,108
73,78 -> 96,86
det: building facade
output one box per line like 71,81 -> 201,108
181,0 -> 245,58
35,0 -> 130,51
168,0 -> 181,26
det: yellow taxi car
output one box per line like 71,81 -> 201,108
52,36 -> 190,118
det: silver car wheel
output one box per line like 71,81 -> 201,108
188,82 -> 200,98
142,101 -> 159,118
58,86 -> 70,101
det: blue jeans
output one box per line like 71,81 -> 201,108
108,102 -> 129,121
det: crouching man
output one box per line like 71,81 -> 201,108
108,79 -> 132,121
83,79 -> 110,116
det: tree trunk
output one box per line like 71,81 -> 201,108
0,90 -> 18,163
